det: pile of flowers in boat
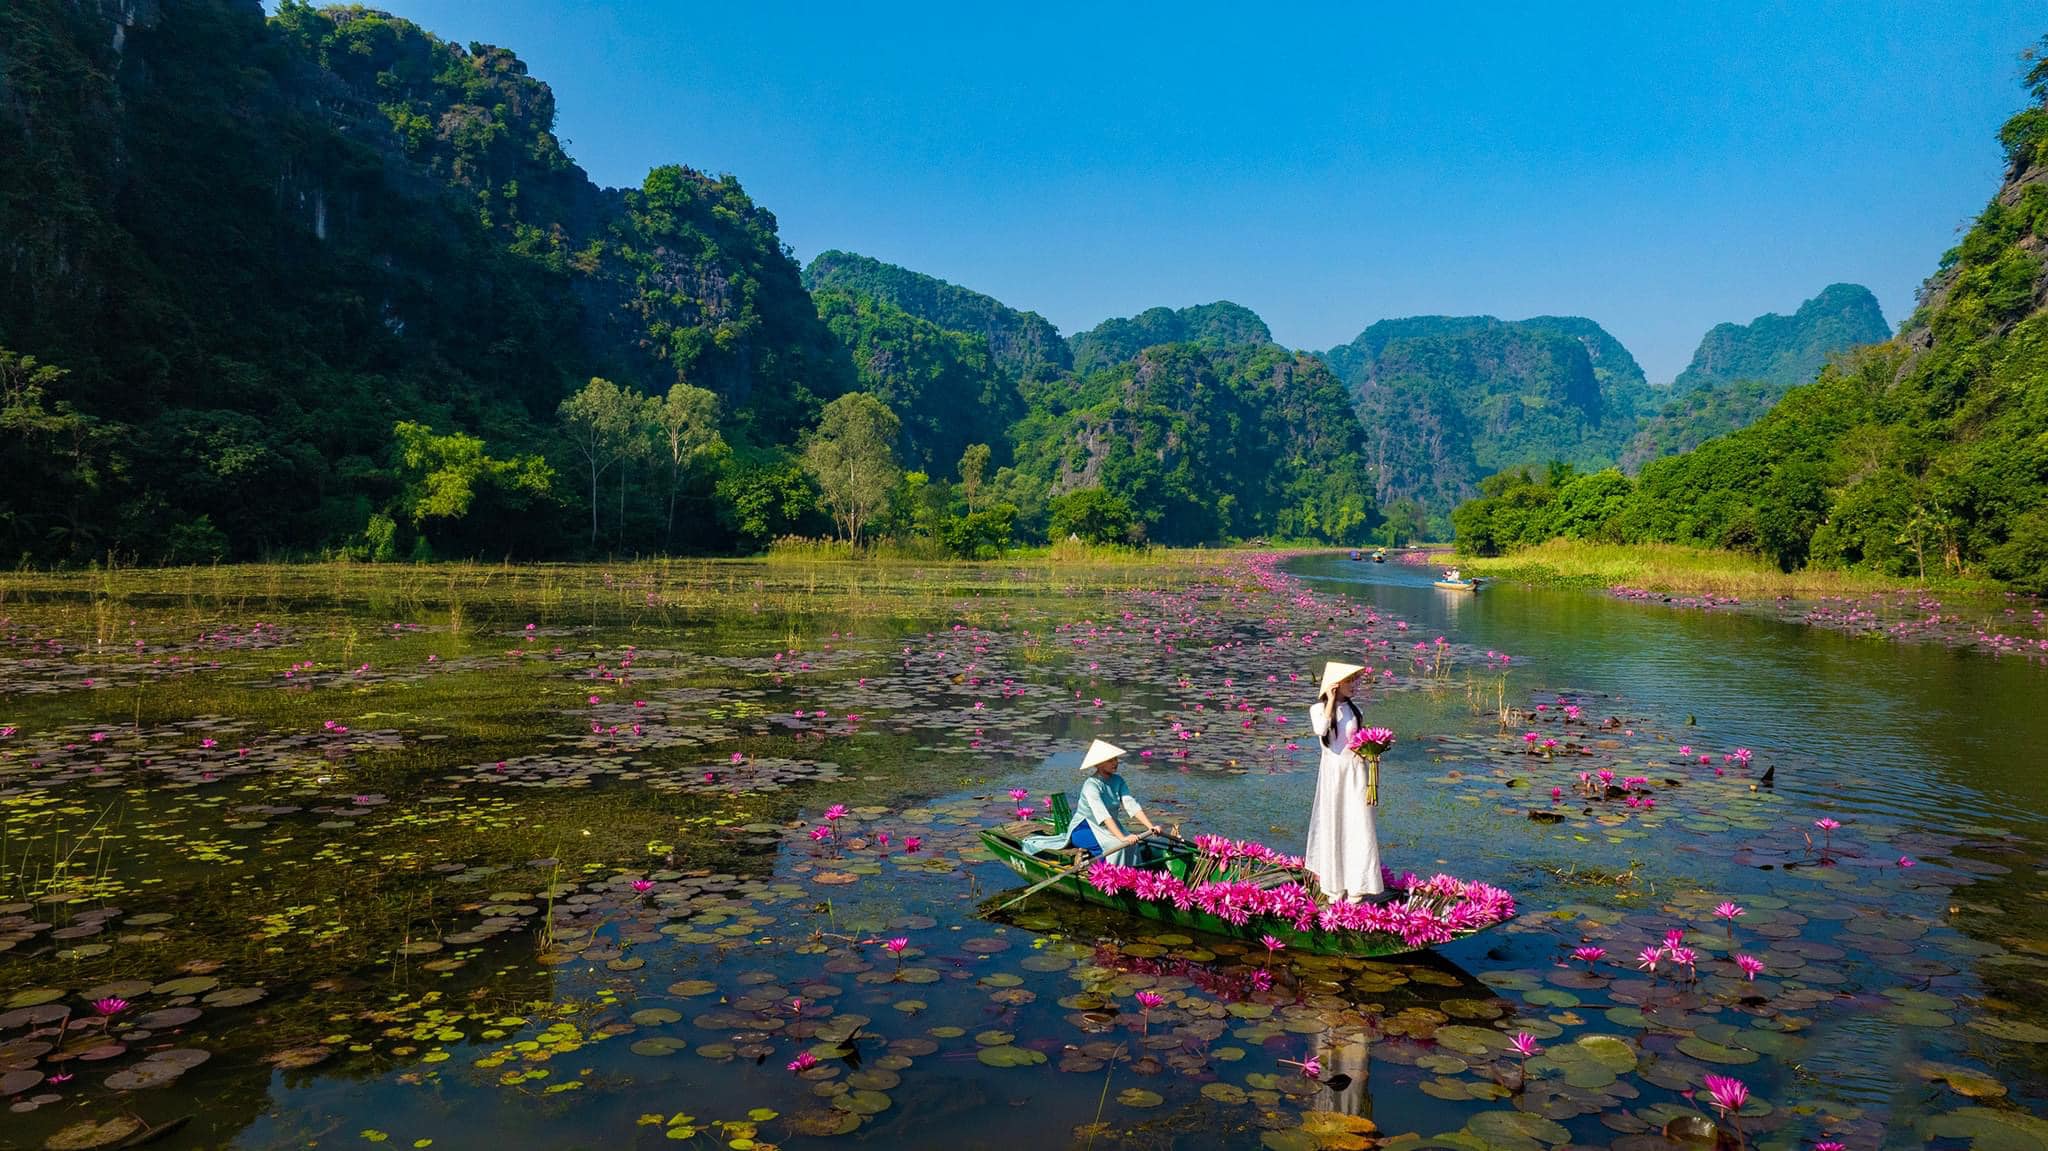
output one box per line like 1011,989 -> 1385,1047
1084,834 -> 1515,947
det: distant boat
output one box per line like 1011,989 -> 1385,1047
1433,577 -> 1481,592
1348,550 -> 1362,561
1372,549 -> 1387,563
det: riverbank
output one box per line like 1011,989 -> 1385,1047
1455,539 -> 1976,597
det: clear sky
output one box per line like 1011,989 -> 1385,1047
331,1 -> 2042,380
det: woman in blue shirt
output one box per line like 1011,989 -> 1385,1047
1020,739 -> 1163,866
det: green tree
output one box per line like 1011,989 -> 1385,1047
653,383 -> 722,549
393,420 -> 553,534
1048,488 -> 1136,545
714,446 -> 818,550
559,377 -> 645,547
958,443 -> 991,512
802,392 -> 901,545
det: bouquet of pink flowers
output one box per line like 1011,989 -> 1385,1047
1347,726 -> 1394,804
1346,726 -> 1395,757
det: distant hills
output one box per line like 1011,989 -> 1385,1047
1672,283 -> 1891,392
1069,303 -> 1273,374
0,0 -> 1941,564
803,251 -> 1070,381
1622,284 -> 1893,470
1315,315 -> 1653,523
1454,43 -> 2048,589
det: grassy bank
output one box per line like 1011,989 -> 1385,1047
1455,539 -> 1974,597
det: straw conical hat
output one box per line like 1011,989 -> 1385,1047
1080,739 -> 1126,771
1318,662 -> 1366,698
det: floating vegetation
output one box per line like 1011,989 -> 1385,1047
0,556 -> 2042,1147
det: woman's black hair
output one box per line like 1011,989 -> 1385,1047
1317,697 -> 1364,750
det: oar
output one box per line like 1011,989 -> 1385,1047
995,830 -> 1160,912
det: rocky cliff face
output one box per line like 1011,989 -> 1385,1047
1317,315 -> 1649,523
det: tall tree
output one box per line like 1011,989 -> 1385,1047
803,392 -> 901,546
558,377 -> 644,547
958,443 -> 991,512
653,383 -> 722,548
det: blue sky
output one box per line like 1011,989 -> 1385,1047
333,2 -> 2042,380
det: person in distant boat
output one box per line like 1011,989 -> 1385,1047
1019,739 -> 1163,866
1305,662 -> 1385,902
1443,567 -> 1462,582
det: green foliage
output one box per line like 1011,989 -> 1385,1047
803,393 -> 902,544
803,250 -> 1070,381
1321,315 -> 1651,528
0,0 -> 840,562
1456,63 -> 2048,590
1068,302 -> 1272,374
1009,343 -> 1378,546
389,421 -> 552,544
1671,284 -> 1891,393
1048,488 -> 1137,546
714,447 -> 820,550
811,288 -> 1019,472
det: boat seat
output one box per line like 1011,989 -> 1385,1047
1049,792 -> 1074,835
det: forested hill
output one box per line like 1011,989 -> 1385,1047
1454,42 -> 2048,590
1620,283 -> 1893,469
1671,283 -> 1892,392
0,0 -> 850,560
802,251 -> 1071,381
1315,315 -> 1652,527
0,0 -> 1379,560
1069,302 -> 1273,374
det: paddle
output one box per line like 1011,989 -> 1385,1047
995,829 -> 1165,912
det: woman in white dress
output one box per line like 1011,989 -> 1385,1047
1305,662 -> 1384,901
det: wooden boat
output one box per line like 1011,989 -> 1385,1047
978,822 -> 1502,958
1432,578 -> 1481,592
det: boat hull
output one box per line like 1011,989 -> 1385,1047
1433,580 -> 1479,592
979,829 -> 1492,958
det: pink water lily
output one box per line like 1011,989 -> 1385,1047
631,879 -> 654,893
91,997 -> 129,1017
1714,901 -> 1744,921
1702,1073 -> 1749,1115
1572,945 -> 1606,969
883,937 -> 909,955
1511,1032 -> 1540,1057
1735,954 -> 1766,980
1636,946 -> 1663,972
787,1052 -> 818,1072
824,804 -> 848,822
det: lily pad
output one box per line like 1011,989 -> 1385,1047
976,1045 -> 1046,1068
1116,1088 -> 1163,1108
43,1118 -> 144,1150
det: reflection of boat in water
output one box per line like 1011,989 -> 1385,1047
978,822 -> 1509,958
1433,578 -> 1481,592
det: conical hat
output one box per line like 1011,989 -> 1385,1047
1318,661 -> 1366,698
1080,739 -> 1126,771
